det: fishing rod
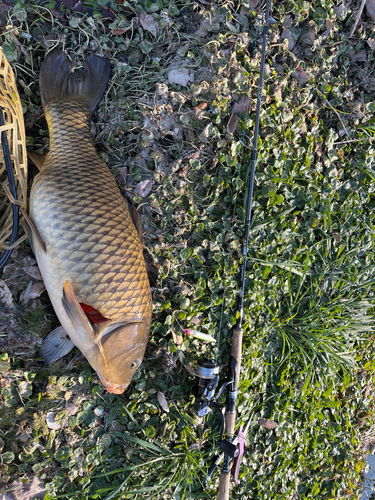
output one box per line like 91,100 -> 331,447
185,0 -> 271,496
218,1 -> 270,496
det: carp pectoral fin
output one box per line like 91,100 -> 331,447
28,151 -> 47,171
39,325 -> 75,364
20,208 -> 47,253
127,202 -> 144,245
63,281 -> 109,375
62,281 -> 96,340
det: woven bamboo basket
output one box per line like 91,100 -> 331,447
0,46 -> 28,257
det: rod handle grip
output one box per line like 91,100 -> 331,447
231,328 -> 243,365
217,327 -> 243,499
217,470 -> 231,500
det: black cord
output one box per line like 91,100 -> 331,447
0,109 -> 19,268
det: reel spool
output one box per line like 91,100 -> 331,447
192,358 -> 220,417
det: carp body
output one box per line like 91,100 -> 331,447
27,51 -> 152,394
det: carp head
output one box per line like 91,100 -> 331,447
61,281 -> 149,394
90,320 -> 148,394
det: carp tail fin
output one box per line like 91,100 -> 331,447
39,50 -> 111,112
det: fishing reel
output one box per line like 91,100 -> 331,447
190,357 -> 233,415
192,358 -> 221,416
185,355 -> 242,482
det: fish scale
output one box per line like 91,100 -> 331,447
30,51 -> 152,393
31,101 -> 151,323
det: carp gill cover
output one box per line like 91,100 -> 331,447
27,50 -> 152,394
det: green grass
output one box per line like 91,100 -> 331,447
1,0 -> 375,499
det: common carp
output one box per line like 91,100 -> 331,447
27,50 -> 152,394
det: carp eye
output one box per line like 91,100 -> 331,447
131,359 -> 141,370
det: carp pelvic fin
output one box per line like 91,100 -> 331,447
39,325 -> 75,364
20,208 -> 47,253
127,202 -> 144,245
62,281 -> 96,339
39,50 -> 111,112
28,151 -> 47,171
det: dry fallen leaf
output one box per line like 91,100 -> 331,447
30,282 -> 46,299
157,391 -> 170,412
5,477 -> 46,500
46,412 -> 61,430
334,3 -> 346,18
18,431 -> 30,443
134,179 -> 153,198
20,281 -> 33,304
368,39 -> 375,50
332,232 -> 341,243
171,329 -> 183,345
66,403 -> 78,416
194,102 -> 207,110
367,0 -> 375,21
20,281 -> 46,304
232,96 -> 251,115
23,265 -> 43,280
194,20 -> 210,38
283,14 -> 293,27
227,97 -> 252,133
259,418 -> 278,429
0,280 -> 13,308
193,102 -> 208,118
190,316 -> 202,325
115,166 -> 128,183
111,26 -> 131,35
281,27 -> 294,50
321,19 -> 334,39
139,12 -> 158,37
168,68 -> 194,87
227,113 -> 239,134
299,24 -> 315,45
293,66 -> 310,86
351,50 -> 367,63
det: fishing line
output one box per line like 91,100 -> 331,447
0,109 -> 19,269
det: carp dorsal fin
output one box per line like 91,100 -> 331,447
127,202 -> 144,245
39,325 -> 75,364
39,50 -> 111,112
20,207 -> 47,253
28,151 -> 47,171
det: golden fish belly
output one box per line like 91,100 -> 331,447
30,101 -> 152,367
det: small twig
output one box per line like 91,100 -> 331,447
333,138 -> 373,145
350,0 -> 366,37
323,98 -> 349,137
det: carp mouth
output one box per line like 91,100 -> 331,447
104,381 -> 129,394
98,374 -> 131,394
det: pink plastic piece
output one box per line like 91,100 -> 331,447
231,425 -> 245,485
